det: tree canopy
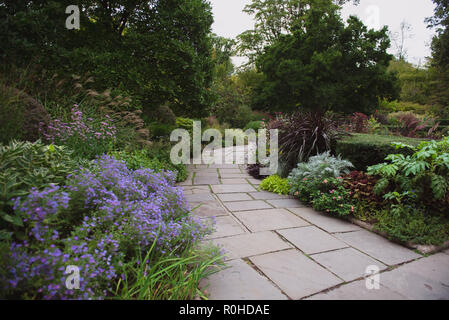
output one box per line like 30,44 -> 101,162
236,0 -> 359,66
0,0 -> 215,117
252,0 -> 398,114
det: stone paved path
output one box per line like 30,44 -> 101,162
177,145 -> 449,300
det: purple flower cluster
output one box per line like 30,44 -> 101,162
3,156 -> 211,299
41,104 -> 116,143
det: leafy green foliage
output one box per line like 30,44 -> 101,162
335,133 -> 424,171
290,176 -> 353,216
0,85 -> 25,144
0,141 -> 79,239
374,206 -> 449,245
0,0 -> 215,117
368,137 -> 449,213
244,121 -> 263,132
311,182 -> 354,217
259,175 -> 290,195
236,0 -> 358,66
110,149 -> 188,183
176,118 -> 195,135
253,2 -> 398,113
114,243 -> 224,300
149,123 -> 177,140
288,152 -> 353,182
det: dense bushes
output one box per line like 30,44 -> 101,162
0,156 -> 214,299
368,137 -> 449,214
335,133 -> 425,171
270,144 -> 449,245
0,85 -> 50,144
0,1 -> 216,117
110,149 -> 188,183
244,121 -> 263,132
288,153 -> 354,216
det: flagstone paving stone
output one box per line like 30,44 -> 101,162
200,259 -> 288,300
184,145 -> 449,300
247,179 -> 262,185
206,216 -> 248,240
250,249 -> 342,299
278,226 -> 348,254
189,201 -> 228,218
219,169 -> 243,174
311,247 -> 387,282
248,191 -> 291,200
181,185 -> 210,194
220,173 -> 252,179
306,280 -> 407,300
211,184 -> 257,193
185,193 -> 216,203
377,253 -> 449,299
212,231 -> 292,260
266,199 -> 305,208
194,177 -> 220,185
224,200 -> 273,212
216,193 -> 253,202
335,230 -> 421,266
288,207 -> 361,233
220,178 -> 248,184
234,209 -> 309,232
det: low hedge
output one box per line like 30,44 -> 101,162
334,133 -> 426,171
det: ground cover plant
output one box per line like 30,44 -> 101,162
259,175 -> 290,195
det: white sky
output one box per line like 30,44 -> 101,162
210,0 -> 437,66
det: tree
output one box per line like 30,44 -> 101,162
236,0 -> 359,67
253,0 -> 398,114
0,0 -> 215,117
426,0 -> 449,113
390,20 -> 414,61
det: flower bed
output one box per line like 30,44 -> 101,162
0,156 -> 214,299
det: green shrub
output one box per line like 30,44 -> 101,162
379,100 -> 432,115
367,137 -> 449,213
374,206 -> 449,245
335,133 -> 425,171
244,121 -> 262,132
311,179 -> 354,217
0,141 -> 80,239
290,177 -> 353,217
110,148 -> 188,183
149,123 -> 176,139
0,86 -> 25,143
0,85 -> 50,144
259,175 -> 290,195
176,117 -> 194,134
288,152 -> 353,182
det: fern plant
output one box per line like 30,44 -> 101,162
288,151 -> 354,182
367,137 -> 449,209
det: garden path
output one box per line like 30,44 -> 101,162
177,145 -> 449,300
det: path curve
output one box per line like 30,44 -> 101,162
177,146 -> 449,300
